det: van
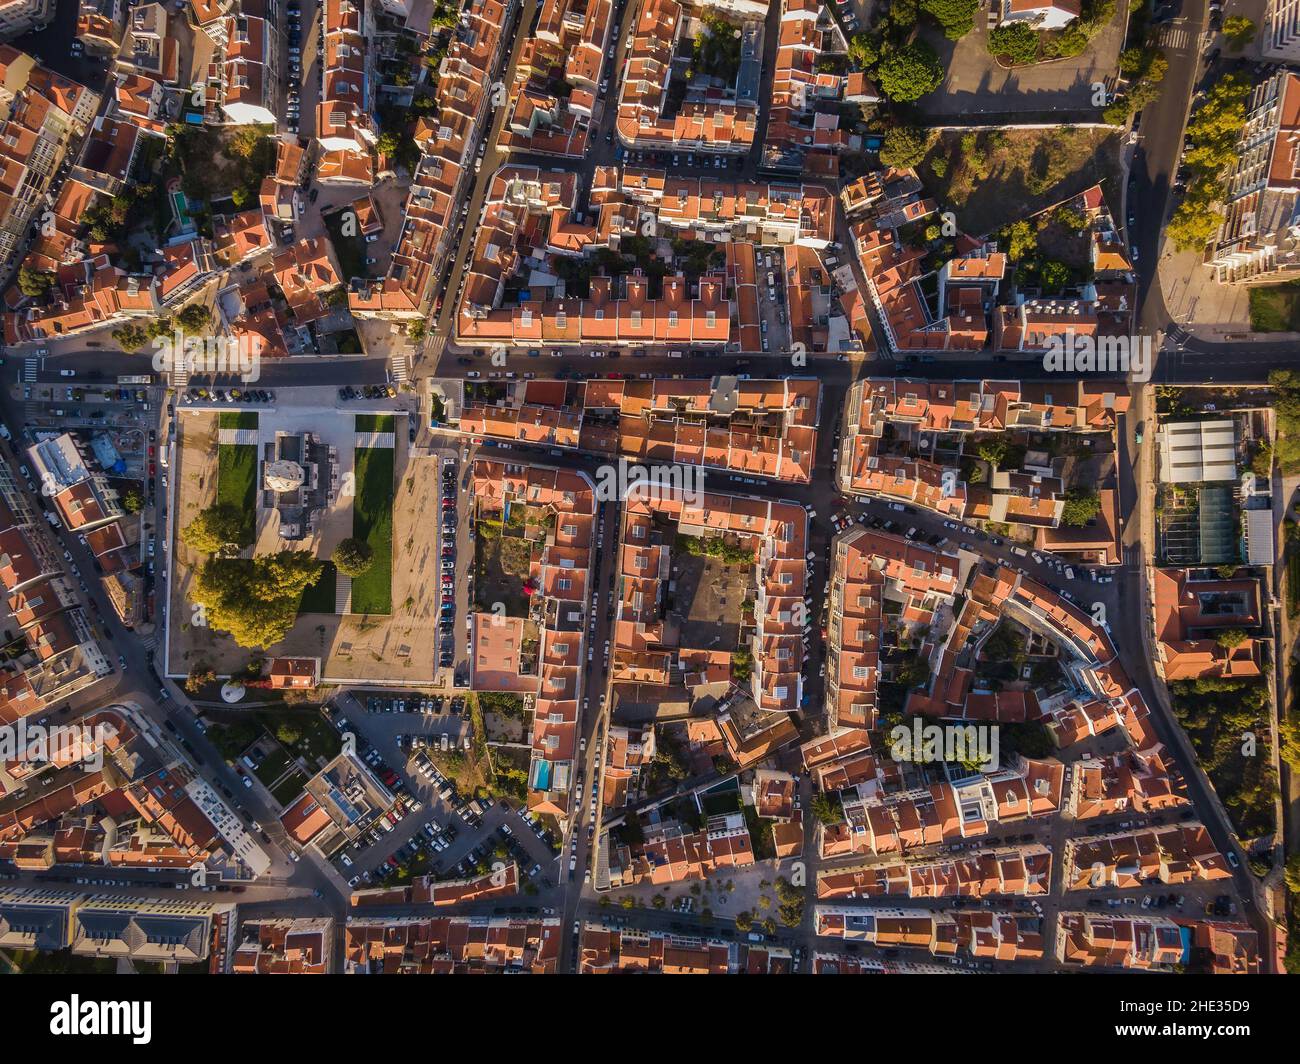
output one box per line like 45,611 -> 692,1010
1064,566 -> 1076,581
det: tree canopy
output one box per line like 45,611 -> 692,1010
191,552 -> 323,649
181,504 -> 251,555
332,537 -> 375,577
875,41 -> 944,102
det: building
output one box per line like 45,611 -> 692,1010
261,431 -> 340,541
25,434 -> 126,534
0,0 -> 54,40
0,47 -> 101,270
231,917 -> 333,973
999,0 -> 1079,30
1264,0 -> 1300,61
1209,71 -> 1300,283
1158,419 -> 1238,484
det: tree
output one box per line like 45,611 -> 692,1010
190,552 -> 324,649
17,266 -> 53,298
810,791 -> 843,825
176,303 -> 213,332
875,41 -> 944,102
921,0 -> 977,38
1003,219 -> 1036,262
185,665 -> 216,694
1061,490 -> 1101,526
987,22 -> 1040,65
1222,16 -> 1256,51
122,488 -> 143,514
1167,187 -> 1223,252
846,32 -> 879,69
1216,628 -> 1248,650
332,537 -> 375,577
181,504 -> 251,555
879,125 -> 928,168
1039,260 -> 1070,292
1285,853 -> 1300,895
113,323 -> 150,352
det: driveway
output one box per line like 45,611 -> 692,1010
915,10 -> 1127,120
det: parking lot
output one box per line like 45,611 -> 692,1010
326,690 -> 560,890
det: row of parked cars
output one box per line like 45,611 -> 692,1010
366,694 -> 466,716
182,387 -> 275,404
338,384 -> 398,401
438,459 -> 459,667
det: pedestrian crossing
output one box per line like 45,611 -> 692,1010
389,354 -> 410,384
23,357 -> 38,382
1158,25 -> 1193,51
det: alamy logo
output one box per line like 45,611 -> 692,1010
50,997 -> 152,1045
151,330 -> 262,382
1042,331 -> 1152,382
0,720 -> 109,772
594,458 -> 704,506
888,719 -> 1000,772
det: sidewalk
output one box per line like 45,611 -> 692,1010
1157,244 -> 1260,338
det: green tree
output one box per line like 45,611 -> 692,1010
846,33 -> 879,68
1167,186 -> 1223,252
122,488 -> 143,514
1222,16 -> 1256,51
987,22 -> 1040,65
1003,219 -> 1036,261
17,266 -> 53,298
1039,260 -> 1070,292
191,552 -> 324,649
332,537 -> 375,577
113,323 -> 150,352
879,125 -> 929,169
875,41 -> 944,102
176,303 -> 213,332
920,0 -> 977,39
181,503 -> 251,555
1215,628 -> 1248,650
1061,490 -> 1101,526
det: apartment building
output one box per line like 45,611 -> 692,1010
317,0 -> 374,183
469,460 -> 597,820
220,0 -> 280,125
345,915 -> 562,973
0,0 -> 53,40
1263,0 -> 1300,61
499,0 -> 614,157
1209,70 -> 1300,283
616,0 -> 761,153
349,0 -> 515,320
0,48 -> 101,271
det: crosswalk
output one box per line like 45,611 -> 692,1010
1158,25 -> 1194,51
23,357 -> 38,382
389,354 -> 410,384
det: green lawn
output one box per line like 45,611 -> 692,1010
351,446 -> 394,614
1249,282 -> 1300,333
253,747 -> 291,787
217,443 -> 258,544
219,411 -> 259,430
298,561 -> 337,614
355,413 -> 396,433
271,770 -> 308,808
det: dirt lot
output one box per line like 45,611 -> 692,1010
921,127 -> 1122,238
671,553 -> 750,651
